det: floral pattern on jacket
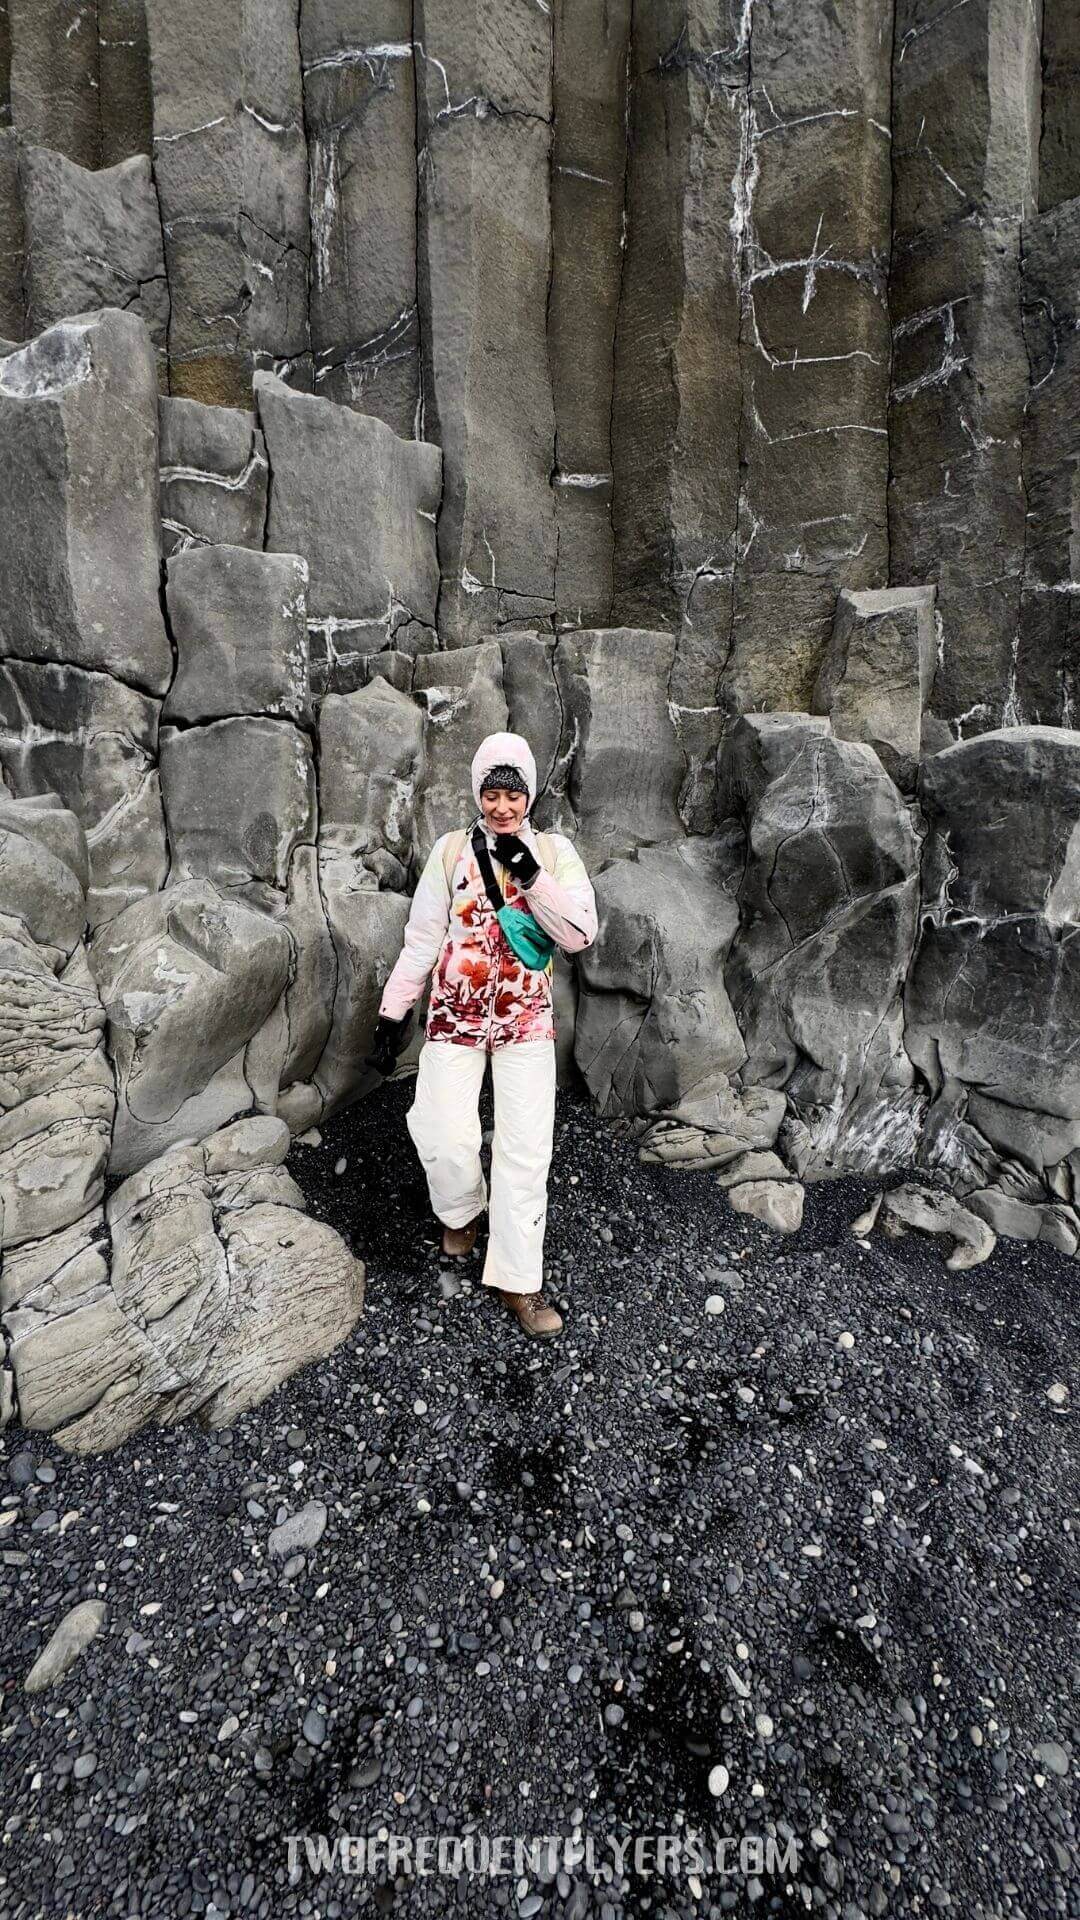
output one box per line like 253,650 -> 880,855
427,841 -> 556,1049
378,820 -> 598,1052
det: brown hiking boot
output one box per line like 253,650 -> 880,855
497,1288 -> 564,1338
441,1216 -> 480,1258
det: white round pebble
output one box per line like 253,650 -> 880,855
707,1764 -> 729,1797
705,1295 -> 725,1315
837,1330 -> 855,1350
334,1157 -> 347,1176
1046,1382 -> 1068,1406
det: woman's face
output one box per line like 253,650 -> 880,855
481,786 -> 528,833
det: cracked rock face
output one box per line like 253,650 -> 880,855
159,717 -> 317,891
144,0 -> 311,405
414,0 -> 557,647
255,372 -> 442,688
813,586 -> 939,793
0,792 -> 365,1450
89,879 -> 293,1176
318,678 -> 424,884
301,1 -> 419,433
159,396 -> 269,557
0,657 -> 169,930
1017,194 -> 1080,727
575,833 -> 746,1120
0,309 -> 171,695
888,0 -> 1040,735
19,145 -> 169,359
907,728 -> 1080,1123
722,715 -> 920,1178
1,5 -> 1080,1457
163,545 -> 312,728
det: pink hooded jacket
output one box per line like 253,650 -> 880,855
378,730 -> 598,1050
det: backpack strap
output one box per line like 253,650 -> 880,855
440,827 -> 468,892
534,831 -> 557,876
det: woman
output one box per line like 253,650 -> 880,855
366,730 -> 598,1338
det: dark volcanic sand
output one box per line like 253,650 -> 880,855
1,1072 -> 1076,1919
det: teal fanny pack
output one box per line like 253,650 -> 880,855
496,904 -> 556,971
473,827 -> 556,973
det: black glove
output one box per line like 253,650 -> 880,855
492,832 -> 540,888
364,1012 -> 412,1078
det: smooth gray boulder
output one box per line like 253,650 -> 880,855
728,1179 -> 805,1236
19,147 -> 168,354
203,1114 -> 290,1175
907,729 -> 1080,1121
0,789 -> 88,960
813,586 -> 938,790
301,3 -> 419,433
4,1121 -> 365,1451
89,879 -> 293,1175
575,835 -> 745,1120
0,309 -> 171,694
879,1184 -> 997,1271
414,0 -> 556,644
318,678 -> 424,884
145,0 -> 311,405
722,715 -> 920,1175
548,629 -> 690,866
0,658 -> 168,928
268,1498 -> 327,1559
164,546 -> 311,727
159,397 -> 270,557
159,718 -> 317,891
24,1600 -> 108,1693
638,1083 -> 787,1172
255,372 -> 441,688
314,855 -> 410,1111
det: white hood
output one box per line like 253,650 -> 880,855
469,731 -> 539,822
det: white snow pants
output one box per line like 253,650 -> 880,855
405,1038 -> 557,1295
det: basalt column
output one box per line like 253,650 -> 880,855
723,0 -> 893,719
300,1 -> 420,432
414,0 -> 557,647
888,0 -> 1041,735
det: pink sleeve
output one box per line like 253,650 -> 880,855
524,836 -> 597,953
378,837 -> 452,1020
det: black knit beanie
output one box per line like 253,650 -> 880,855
479,762 -> 530,800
